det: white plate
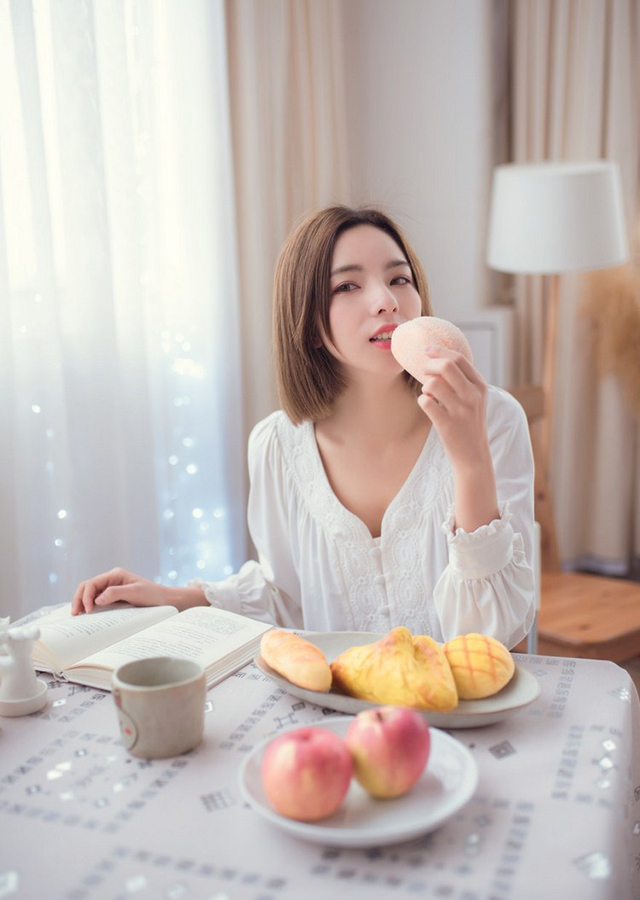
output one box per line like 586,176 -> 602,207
239,717 -> 478,847
255,631 -> 540,729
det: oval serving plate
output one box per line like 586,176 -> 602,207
255,631 -> 540,729
239,716 -> 478,847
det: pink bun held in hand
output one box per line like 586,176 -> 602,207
390,316 -> 474,383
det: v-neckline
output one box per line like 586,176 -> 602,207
307,421 -> 437,541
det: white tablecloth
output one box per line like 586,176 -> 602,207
1,652 -> 639,900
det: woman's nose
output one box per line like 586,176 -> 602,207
371,285 -> 398,314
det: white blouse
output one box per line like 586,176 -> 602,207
194,385 -> 536,648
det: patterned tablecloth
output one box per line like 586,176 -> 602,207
0,652 -> 639,900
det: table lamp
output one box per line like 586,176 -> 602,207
486,160 -> 629,477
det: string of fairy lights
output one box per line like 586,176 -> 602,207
153,326 -> 237,589
29,322 -> 238,603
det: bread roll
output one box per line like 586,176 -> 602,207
260,630 -> 332,692
391,316 -> 474,383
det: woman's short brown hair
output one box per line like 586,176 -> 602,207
273,205 -> 432,424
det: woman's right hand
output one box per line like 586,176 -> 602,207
71,568 -> 204,615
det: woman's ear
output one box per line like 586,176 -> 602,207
313,320 -> 327,350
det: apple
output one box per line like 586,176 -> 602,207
260,726 -> 353,821
345,706 -> 430,799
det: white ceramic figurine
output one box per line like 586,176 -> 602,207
0,620 -> 48,716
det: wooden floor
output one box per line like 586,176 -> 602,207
536,571 -> 640,662
514,570 -> 640,664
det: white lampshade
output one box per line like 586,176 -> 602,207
487,161 -> 628,274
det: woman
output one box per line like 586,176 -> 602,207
72,206 -> 535,648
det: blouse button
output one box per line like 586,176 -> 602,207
379,604 -> 390,616
374,574 -> 385,586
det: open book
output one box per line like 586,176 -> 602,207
31,604 -> 273,691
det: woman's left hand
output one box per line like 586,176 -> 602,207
416,345 -> 500,532
416,346 -> 490,472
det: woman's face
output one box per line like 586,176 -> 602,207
324,224 -> 422,380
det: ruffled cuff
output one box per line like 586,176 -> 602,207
188,561 -> 302,628
188,577 -> 241,615
442,502 -> 514,580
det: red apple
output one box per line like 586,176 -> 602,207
345,706 -> 430,798
260,726 -> 353,821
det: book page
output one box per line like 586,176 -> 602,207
72,606 -> 272,673
32,605 -> 178,671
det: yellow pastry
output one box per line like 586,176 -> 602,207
443,633 -> 515,700
330,626 -> 458,711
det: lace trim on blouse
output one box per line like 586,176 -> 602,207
276,416 -> 451,635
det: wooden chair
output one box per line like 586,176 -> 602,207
510,385 -> 640,661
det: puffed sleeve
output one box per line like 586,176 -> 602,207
432,388 -> 536,648
189,413 -> 303,628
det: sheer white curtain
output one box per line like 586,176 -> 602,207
0,0 -> 246,620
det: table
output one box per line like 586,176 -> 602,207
1,650 -> 640,900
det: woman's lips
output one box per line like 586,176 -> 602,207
369,324 -> 398,349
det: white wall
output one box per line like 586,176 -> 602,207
340,0 -> 512,383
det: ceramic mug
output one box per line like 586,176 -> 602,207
111,656 -> 206,759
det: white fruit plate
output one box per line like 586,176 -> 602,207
239,716 -> 478,847
255,631 -> 540,729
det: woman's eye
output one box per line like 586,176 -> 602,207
391,275 -> 411,286
334,282 -> 357,293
